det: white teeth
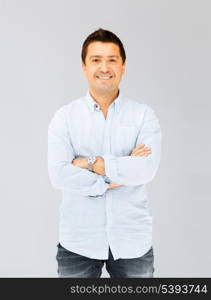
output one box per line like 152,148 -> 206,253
96,76 -> 112,79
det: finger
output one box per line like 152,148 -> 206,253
131,147 -> 151,156
132,143 -> 145,152
111,184 -> 122,187
108,184 -> 121,189
131,149 -> 152,156
131,144 -> 151,154
130,144 -> 144,155
134,148 -> 151,154
132,147 -> 151,153
132,152 -> 151,157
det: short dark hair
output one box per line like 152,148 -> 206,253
81,28 -> 126,64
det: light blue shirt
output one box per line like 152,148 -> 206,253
48,90 -> 162,260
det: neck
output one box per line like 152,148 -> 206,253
89,88 -> 119,110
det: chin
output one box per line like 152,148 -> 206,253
98,84 -> 116,90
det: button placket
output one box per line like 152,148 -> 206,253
103,106 -> 115,238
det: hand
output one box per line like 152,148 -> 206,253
107,144 -> 151,190
107,183 -> 122,190
92,156 -> 105,176
72,157 -> 88,169
130,143 -> 151,156
72,144 -> 151,190
72,156 -> 105,176
71,156 -> 105,175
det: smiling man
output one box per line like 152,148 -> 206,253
48,28 -> 162,278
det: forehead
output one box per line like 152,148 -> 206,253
86,42 -> 121,57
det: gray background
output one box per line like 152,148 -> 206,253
0,0 -> 210,277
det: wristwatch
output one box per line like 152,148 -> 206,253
87,156 -> 97,172
103,176 -> 111,184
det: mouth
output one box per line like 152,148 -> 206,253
96,75 -> 113,80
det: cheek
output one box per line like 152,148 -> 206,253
84,66 -> 97,78
114,71 -> 123,81
113,67 -> 124,77
86,71 -> 96,80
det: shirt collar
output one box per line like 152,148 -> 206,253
85,90 -> 122,113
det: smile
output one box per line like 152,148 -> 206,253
96,76 -> 113,80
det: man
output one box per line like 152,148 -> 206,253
48,28 -> 162,278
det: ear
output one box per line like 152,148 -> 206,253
122,61 -> 126,75
81,61 -> 86,74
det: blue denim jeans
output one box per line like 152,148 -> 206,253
56,243 -> 154,278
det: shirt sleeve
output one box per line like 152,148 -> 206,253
102,105 -> 162,186
47,107 -> 109,196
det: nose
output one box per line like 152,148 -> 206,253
99,60 -> 109,73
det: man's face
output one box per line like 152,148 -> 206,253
82,42 -> 126,94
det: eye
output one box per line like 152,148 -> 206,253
92,59 -> 100,62
109,59 -> 116,62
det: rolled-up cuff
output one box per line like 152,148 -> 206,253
102,154 -> 119,183
89,176 -> 109,197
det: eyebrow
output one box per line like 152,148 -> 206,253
89,55 -> 120,59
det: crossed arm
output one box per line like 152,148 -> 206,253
72,144 -> 152,189
48,106 -> 161,196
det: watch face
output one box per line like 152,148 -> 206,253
88,156 -> 96,168
88,156 -> 96,171
90,156 -> 96,163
